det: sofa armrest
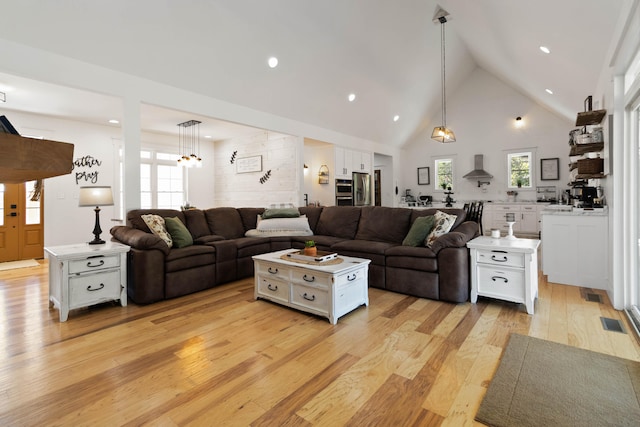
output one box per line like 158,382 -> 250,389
110,226 -> 170,255
429,221 -> 479,254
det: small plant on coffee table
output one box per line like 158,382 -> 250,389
304,240 -> 317,257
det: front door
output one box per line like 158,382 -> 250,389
0,181 -> 44,262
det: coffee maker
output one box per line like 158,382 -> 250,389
581,186 -> 598,208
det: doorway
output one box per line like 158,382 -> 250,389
0,181 -> 44,262
374,170 -> 381,206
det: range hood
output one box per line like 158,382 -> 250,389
463,154 -> 493,180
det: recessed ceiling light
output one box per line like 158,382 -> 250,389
108,119 -> 119,124
540,46 -> 550,54
348,93 -> 356,102
268,57 -> 278,68
204,135 -> 212,139
545,89 -> 553,95
393,115 -> 400,122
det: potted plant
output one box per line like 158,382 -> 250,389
304,240 -> 317,257
516,178 -> 523,188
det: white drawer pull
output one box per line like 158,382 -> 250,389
267,284 -> 278,292
268,267 -> 278,274
303,274 -> 315,282
302,292 -> 316,301
86,259 -> 105,268
491,276 -> 508,283
87,283 -> 105,292
347,274 -> 357,281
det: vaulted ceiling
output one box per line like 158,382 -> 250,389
0,0 -> 631,147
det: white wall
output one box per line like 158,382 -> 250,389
401,67 -> 573,203
214,132 -> 302,207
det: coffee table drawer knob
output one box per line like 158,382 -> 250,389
268,267 -> 278,274
492,276 -> 508,283
267,283 -> 278,291
303,293 -> 316,301
303,274 -> 315,282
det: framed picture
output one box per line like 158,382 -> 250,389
540,158 -> 559,180
236,155 -> 262,173
417,167 -> 430,185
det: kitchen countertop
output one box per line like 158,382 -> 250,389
541,205 -> 608,216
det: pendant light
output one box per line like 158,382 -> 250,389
177,120 -> 202,168
431,8 -> 456,143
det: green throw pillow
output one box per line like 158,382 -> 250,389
262,208 -> 300,219
402,215 -> 435,247
164,217 -> 193,248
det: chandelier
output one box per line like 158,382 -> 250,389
177,120 -> 202,168
431,8 -> 456,143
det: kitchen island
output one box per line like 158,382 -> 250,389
540,207 -> 608,289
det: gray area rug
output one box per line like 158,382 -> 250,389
476,333 -> 640,427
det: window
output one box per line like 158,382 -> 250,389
119,149 -> 186,213
0,184 -> 4,226
507,151 -> 532,188
24,181 -> 41,224
435,158 -> 453,190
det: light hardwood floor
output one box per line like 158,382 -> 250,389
1,260 -> 639,426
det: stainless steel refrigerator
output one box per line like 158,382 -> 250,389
352,172 -> 371,206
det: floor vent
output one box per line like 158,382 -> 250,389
586,293 -> 603,303
601,317 -> 626,334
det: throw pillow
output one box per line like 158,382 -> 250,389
164,217 -> 193,248
256,216 -> 312,233
261,208 -> 300,219
402,215 -> 435,247
425,210 -> 457,247
141,214 -> 173,247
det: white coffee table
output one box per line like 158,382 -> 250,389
253,249 -> 371,324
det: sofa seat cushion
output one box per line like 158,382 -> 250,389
331,239 -> 396,265
233,237 -> 272,258
165,245 -> 216,273
194,235 -> 226,245
290,235 -> 347,251
385,246 -> 438,272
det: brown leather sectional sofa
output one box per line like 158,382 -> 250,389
110,206 -> 479,305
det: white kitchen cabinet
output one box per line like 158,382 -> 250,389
334,147 -> 353,179
541,211 -> 608,289
484,203 -> 542,236
335,147 -> 372,179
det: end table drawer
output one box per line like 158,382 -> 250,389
476,249 -> 524,268
291,283 -> 328,312
257,277 -> 289,303
69,270 -> 121,308
477,265 -> 525,301
69,255 -> 120,274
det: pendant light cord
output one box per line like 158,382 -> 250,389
441,19 -> 446,128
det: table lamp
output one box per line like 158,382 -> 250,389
78,186 -> 114,244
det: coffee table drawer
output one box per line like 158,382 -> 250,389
291,283 -> 328,313
256,261 -> 290,281
256,277 -> 289,303
291,269 -> 330,288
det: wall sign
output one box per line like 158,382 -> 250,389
540,158 -> 559,180
72,155 -> 102,184
236,155 -> 262,173
417,167 -> 430,185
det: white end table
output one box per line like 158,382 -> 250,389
45,241 -> 130,322
467,236 -> 540,314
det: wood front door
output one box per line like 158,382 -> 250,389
0,182 -> 44,262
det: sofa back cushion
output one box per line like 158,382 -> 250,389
315,206 -> 361,239
355,206 -> 412,243
127,209 -> 184,233
298,207 -> 323,231
238,208 -> 265,231
204,207 -> 245,239
182,209 -> 210,239
411,208 -> 466,231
